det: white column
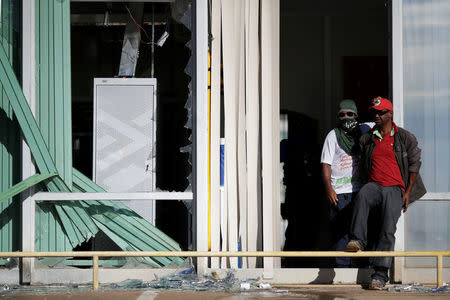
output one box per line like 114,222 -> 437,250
392,0 -> 404,127
195,0 -> 209,275
21,0 -> 37,284
391,0 -> 405,283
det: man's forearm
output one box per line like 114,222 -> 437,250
322,163 -> 338,205
321,163 -> 332,190
406,172 -> 418,193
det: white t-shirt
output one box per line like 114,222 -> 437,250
320,123 -> 374,194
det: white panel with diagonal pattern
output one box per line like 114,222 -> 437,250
93,78 -> 157,224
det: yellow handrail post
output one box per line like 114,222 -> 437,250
93,255 -> 99,291
437,254 -> 443,287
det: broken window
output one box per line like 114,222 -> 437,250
70,1 -> 193,255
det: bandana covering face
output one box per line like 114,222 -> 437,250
339,118 -> 358,132
334,117 -> 360,155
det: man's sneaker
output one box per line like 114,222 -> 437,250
346,240 -> 363,252
369,278 -> 386,290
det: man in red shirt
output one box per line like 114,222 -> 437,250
346,97 -> 426,290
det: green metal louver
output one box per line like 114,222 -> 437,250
0,41 -> 99,249
35,0 -> 75,251
36,0 -> 73,189
73,169 -> 184,266
0,0 -> 184,267
0,173 -> 57,204
0,0 -> 22,261
0,44 -> 184,266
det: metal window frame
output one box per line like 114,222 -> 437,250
21,0 -> 37,283
391,0 -> 404,128
24,191 -> 193,255
391,0 -> 450,283
19,0 -> 207,283
192,0 -> 209,274
390,0 -> 405,282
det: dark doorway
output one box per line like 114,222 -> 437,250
280,0 -> 389,268
343,56 -> 389,122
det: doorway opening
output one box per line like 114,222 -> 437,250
280,0 -> 389,268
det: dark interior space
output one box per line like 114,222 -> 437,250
343,56 -> 389,122
280,0 -> 389,268
70,1 -> 192,253
280,111 -> 325,267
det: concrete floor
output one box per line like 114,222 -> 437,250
1,287 -> 449,300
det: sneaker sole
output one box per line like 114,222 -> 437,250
368,285 -> 385,290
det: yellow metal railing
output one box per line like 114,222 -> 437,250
1,251 -> 448,290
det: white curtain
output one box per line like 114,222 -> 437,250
210,0 -> 280,269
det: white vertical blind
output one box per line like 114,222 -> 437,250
261,0 -> 281,271
221,0 -> 242,269
210,0 -> 222,269
245,0 -> 261,269
211,0 -> 280,270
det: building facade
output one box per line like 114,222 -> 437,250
0,0 -> 448,285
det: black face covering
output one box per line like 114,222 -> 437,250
334,117 -> 360,155
339,117 -> 358,132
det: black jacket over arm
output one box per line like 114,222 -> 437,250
358,127 -> 427,203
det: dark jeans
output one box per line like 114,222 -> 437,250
330,192 -> 356,267
350,182 -> 403,282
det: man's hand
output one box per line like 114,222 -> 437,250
403,191 -> 410,213
321,163 -> 338,206
403,172 -> 418,213
326,187 -> 338,206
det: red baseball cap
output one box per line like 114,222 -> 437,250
369,97 -> 393,111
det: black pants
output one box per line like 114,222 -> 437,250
330,192 -> 356,267
350,182 -> 403,282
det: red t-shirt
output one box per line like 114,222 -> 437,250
369,123 -> 405,190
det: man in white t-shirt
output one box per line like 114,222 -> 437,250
321,99 -> 372,267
